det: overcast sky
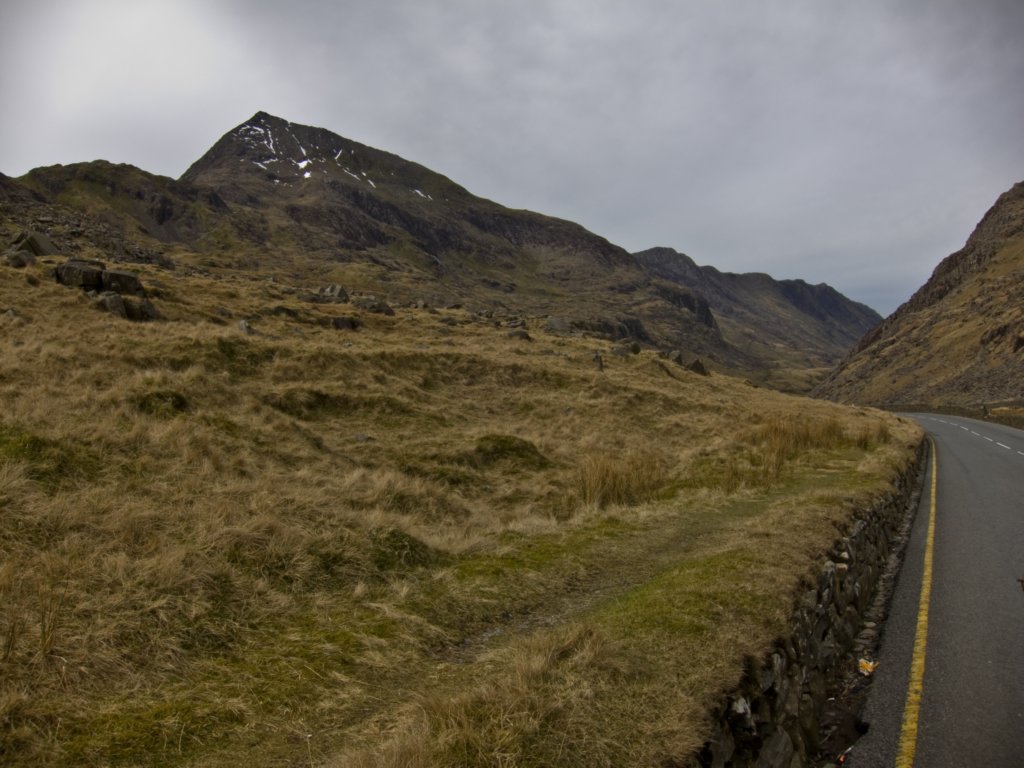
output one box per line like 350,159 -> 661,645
2,0 -> 1022,314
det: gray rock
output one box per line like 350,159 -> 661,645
318,283 -> 349,302
688,358 -> 710,376
507,329 -> 532,341
239,319 -> 256,335
331,316 -> 362,331
612,342 -> 641,357
10,230 -> 59,257
663,349 -> 686,365
56,259 -> 106,290
125,297 -> 161,322
351,296 -> 394,315
3,249 -> 35,268
544,316 -> 573,335
754,727 -> 794,768
101,269 -> 146,297
96,291 -> 128,318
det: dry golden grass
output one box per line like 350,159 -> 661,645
0,259 -> 921,766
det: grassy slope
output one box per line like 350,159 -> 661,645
819,237 -> 1024,408
0,258 -> 920,767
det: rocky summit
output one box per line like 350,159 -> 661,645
815,179 -> 1024,410
4,112 -> 877,383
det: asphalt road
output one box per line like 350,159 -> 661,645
849,414 -> 1024,767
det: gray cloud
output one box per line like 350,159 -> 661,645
2,0 -> 1022,314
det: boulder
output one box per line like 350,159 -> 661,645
506,329 -> 532,341
662,349 -> 686,366
125,297 -> 161,322
351,296 -> 395,316
305,283 -> 350,304
3,249 -> 35,268
10,230 -> 59,257
544,316 -> 573,335
96,291 -> 128,319
688,358 -> 711,376
56,259 -> 106,290
331,316 -> 363,331
95,292 -> 161,322
101,269 -> 146,297
319,283 -> 349,301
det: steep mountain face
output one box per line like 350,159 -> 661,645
635,247 -> 881,369
7,111 -> 877,379
815,180 -> 1024,407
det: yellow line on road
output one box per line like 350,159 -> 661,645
895,437 -> 937,767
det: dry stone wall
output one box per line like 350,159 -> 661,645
693,439 -> 927,768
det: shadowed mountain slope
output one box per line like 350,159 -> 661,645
635,247 -> 881,378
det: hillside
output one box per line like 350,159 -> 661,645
815,180 -> 1024,410
635,247 -> 881,388
10,112 -> 874,380
0,241 -> 918,766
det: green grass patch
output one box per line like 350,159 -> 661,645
133,390 -> 191,417
458,434 -> 552,470
0,425 -> 101,488
263,387 -> 414,421
371,528 -> 442,571
204,337 -> 276,376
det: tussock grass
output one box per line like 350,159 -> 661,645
577,449 -> 667,508
0,261 -> 921,766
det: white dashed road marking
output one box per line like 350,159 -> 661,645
919,417 -> 1023,459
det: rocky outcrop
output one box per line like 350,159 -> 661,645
4,230 -> 61,267
56,259 -> 106,290
542,314 -> 651,342
53,259 -> 160,321
693,440 -> 927,768
9,230 -> 60,257
351,295 -> 395,316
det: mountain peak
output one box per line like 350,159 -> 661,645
182,112 -> 355,185
179,112 -> 468,205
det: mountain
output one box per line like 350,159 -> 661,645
635,248 -> 881,372
6,112 -> 875,380
815,180 -> 1024,408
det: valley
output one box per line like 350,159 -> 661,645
9,111 -> 1021,767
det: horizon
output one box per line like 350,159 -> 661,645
3,1 -> 1023,315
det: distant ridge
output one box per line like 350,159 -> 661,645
634,247 -> 881,368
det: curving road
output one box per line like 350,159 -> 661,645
849,414 -> 1024,767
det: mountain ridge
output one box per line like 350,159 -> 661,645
634,247 -> 881,370
6,111 -> 877,384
